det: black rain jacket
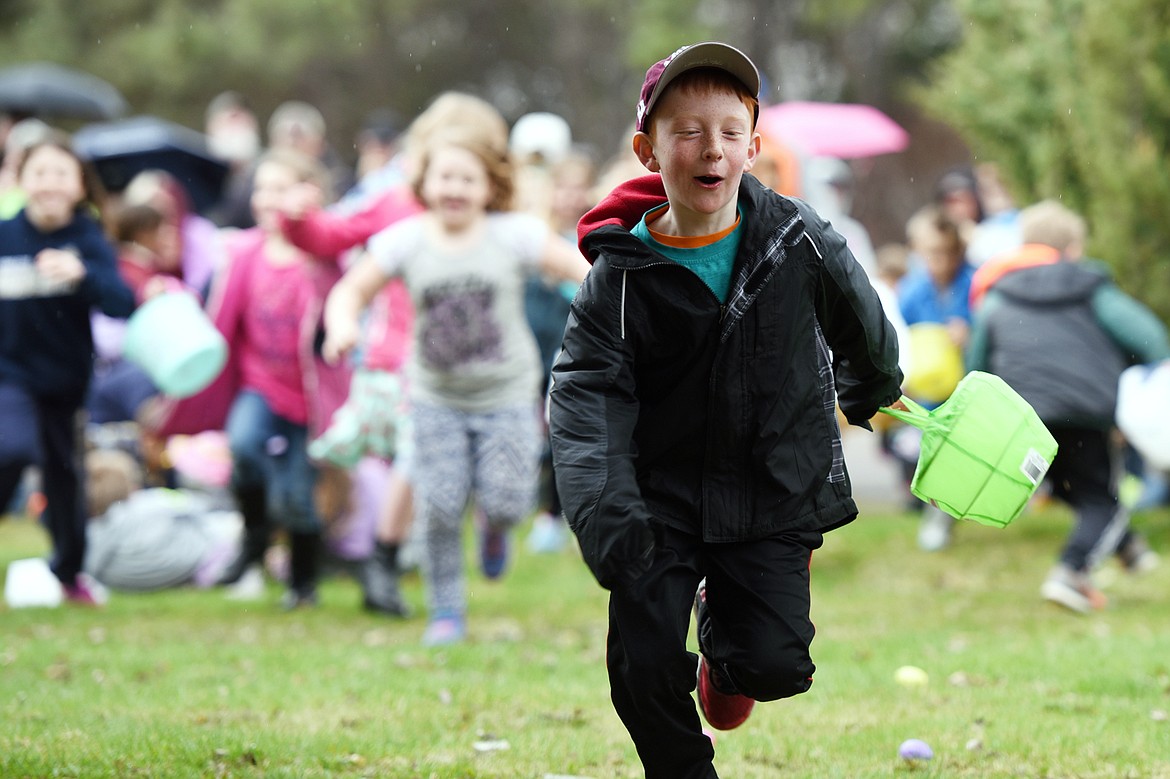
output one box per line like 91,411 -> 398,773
548,174 -> 902,590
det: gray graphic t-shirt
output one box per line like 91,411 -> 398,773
367,212 -> 547,412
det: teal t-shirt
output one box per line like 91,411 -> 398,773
632,208 -> 743,304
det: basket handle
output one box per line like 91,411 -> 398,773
878,395 -> 936,431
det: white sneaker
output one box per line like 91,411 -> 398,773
917,505 -> 954,552
1041,565 -> 1107,614
526,512 -> 569,554
225,564 -> 265,601
1117,536 -> 1160,575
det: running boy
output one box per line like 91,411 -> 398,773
548,42 -> 903,778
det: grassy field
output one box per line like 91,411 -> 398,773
2,494 -> 1169,778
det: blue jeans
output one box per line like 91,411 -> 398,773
225,390 -> 319,534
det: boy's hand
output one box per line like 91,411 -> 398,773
887,398 -> 909,412
577,514 -> 659,592
621,535 -> 658,591
946,318 -> 970,349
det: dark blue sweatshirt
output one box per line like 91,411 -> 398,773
0,209 -> 136,402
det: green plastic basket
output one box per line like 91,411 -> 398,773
879,371 -> 1058,528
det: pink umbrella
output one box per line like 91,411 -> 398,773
757,101 -> 909,159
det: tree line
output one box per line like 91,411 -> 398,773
3,0 -> 1167,319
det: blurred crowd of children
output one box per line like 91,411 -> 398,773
872,165 -> 1170,614
0,92 -> 595,645
1,86 -> 1167,634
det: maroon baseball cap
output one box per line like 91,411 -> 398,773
635,42 -> 761,133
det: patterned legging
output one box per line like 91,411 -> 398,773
410,399 -> 540,615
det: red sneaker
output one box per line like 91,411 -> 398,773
697,655 -> 755,731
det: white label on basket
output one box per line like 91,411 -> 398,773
1020,448 -> 1050,485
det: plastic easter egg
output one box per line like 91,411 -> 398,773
898,738 -> 934,761
894,665 -> 929,687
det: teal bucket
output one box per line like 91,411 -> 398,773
879,371 -> 1058,528
122,292 -> 228,399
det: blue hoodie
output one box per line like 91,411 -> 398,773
0,209 -> 135,402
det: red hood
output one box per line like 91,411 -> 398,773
577,174 -> 666,260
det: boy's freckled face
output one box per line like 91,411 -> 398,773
638,85 -> 759,234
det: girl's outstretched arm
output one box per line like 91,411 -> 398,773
322,251 -> 391,365
538,231 -> 591,284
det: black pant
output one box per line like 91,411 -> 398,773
1046,426 -> 1131,570
0,381 -> 86,586
606,524 -> 823,779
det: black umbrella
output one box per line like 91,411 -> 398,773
0,61 -> 128,120
73,116 -> 229,215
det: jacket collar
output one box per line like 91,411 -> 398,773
578,173 -> 803,270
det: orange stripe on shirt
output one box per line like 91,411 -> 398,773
646,205 -> 741,249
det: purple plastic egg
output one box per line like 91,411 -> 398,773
898,738 -> 934,761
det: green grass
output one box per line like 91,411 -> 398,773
3,497 -> 1170,778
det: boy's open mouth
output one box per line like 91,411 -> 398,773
696,176 -> 722,185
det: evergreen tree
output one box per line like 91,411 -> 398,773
922,0 -> 1170,319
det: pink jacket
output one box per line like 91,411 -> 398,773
278,185 -> 422,257
278,185 -> 422,372
149,228 -> 351,438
